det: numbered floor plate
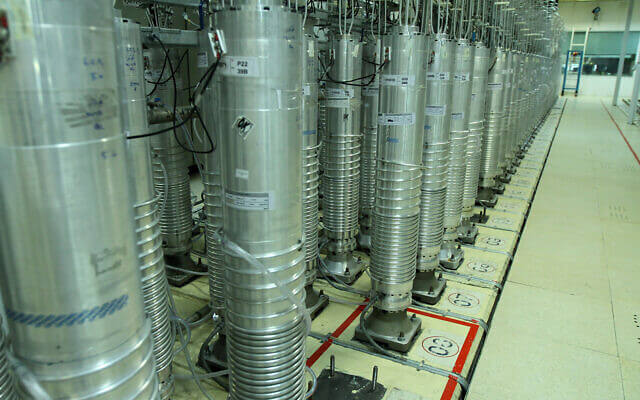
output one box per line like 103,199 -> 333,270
518,159 -> 545,171
428,280 -> 497,326
501,185 -> 533,203
507,175 -> 538,192
441,247 -> 510,291
513,167 -> 542,183
476,207 -> 525,233
308,299 -> 482,397
493,196 -> 530,216
467,226 -> 518,258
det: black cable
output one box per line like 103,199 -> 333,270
319,56 -> 388,87
145,50 -> 188,88
146,53 -> 168,97
129,41 -> 219,142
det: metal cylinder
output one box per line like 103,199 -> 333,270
115,19 -> 174,400
147,48 -> 194,265
497,51 -> 514,171
358,37 -> 382,250
214,6 -> 307,400
202,69 -> 225,318
478,48 -> 507,189
462,43 -> 489,218
418,34 -> 453,270
303,34 -> 320,281
0,2 -> 158,398
370,27 -> 427,312
442,39 -> 474,241
321,34 -> 363,279
0,312 -> 16,399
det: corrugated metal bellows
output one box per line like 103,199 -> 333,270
147,46 -> 197,286
115,18 -> 174,400
476,47 -> 507,206
457,43 -> 489,244
214,4 -> 308,399
439,38 -> 474,270
321,34 -> 365,284
358,37 -> 382,251
356,26 -> 427,353
0,1 -> 158,398
302,34 -> 329,318
413,34 -> 452,305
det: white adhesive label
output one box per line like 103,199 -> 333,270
487,82 -> 503,90
221,56 -> 258,77
325,98 -> 350,108
378,113 -> 415,126
451,112 -> 464,120
303,85 -> 311,96
235,169 -> 249,180
197,52 -> 208,68
427,72 -> 450,81
425,105 -> 446,116
362,86 -> 379,97
471,93 -> 477,100
453,72 -> 470,82
326,88 -> 354,99
380,74 -> 415,87
225,190 -> 273,210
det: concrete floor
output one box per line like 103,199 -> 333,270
467,96 -> 640,400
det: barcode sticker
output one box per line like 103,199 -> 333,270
326,88 -> 354,99
425,105 -> 446,116
487,82 -> 503,90
378,113 -> 416,126
451,112 -> 464,120
380,74 -> 415,87
453,73 -> 470,82
362,86 -> 379,97
221,56 -> 258,77
225,190 -> 273,210
427,72 -> 450,81
197,52 -> 208,68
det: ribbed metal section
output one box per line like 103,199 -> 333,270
116,19 -> 174,399
214,8 -> 306,400
370,28 -> 427,312
322,34 -> 363,272
201,81 -> 225,316
0,2 -> 158,398
478,48 -> 507,188
358,38 -> 382,249
418,34 -> 453,271
462,44 -> 489,218
0,314 -> 16,399
443,39 -> 474,241
303,34 -> 320,279
148,48 -> 194,257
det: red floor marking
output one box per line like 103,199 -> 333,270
306,304 -> 366,367
307,304 -> 481,400
602,101 -> 640,166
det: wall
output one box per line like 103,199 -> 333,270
559,0 -> 640,99
559,0 -> 640,32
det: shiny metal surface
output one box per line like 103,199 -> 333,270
0,2 -> 158,398
418,34 -> 453,271
0,313 -> 16,399
462,44 -> 489,219
116,19 -> 174,400
147,48 -> 194,260
302,34 -> 320,281
322,34 -> 363,279
358,37 -> 382,250
441,39 -> 474,247
214,6 -> 306,399
370,27 -> 427,312
497,51 -> 514,171
478,48 -> 507,189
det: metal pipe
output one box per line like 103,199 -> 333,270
115,18 -> 174,400
0,312 -> 17,399
0,2 -> 158,398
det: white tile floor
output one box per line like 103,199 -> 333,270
467,97 -> 640,400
